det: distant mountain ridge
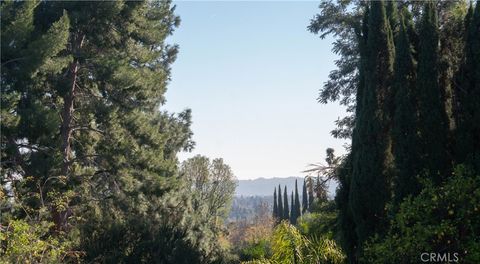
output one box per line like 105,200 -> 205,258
235,176 -> 304,197
235,176 -> 337,197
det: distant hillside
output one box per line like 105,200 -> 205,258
235,177 -> 304,197
235,176 -> 337,197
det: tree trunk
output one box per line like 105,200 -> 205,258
60,34 -> 84,176
56,34 -> 84,231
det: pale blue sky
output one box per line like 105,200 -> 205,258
164,1 -> 347,180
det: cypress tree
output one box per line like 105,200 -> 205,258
273,188 -> 278,219
456,2 -> 480,172
277,185 -> 283,220
337,6 -> 369,262
349,0 -> 395,251
386,1 -> 399,38
302,179 -> 308,214
335,155 -> 357,263
417,1 -> 451,182
290,191 -> 295,224
400,5 -> 419,61
294,179 -> 301,219
283,186 -> 289,220
392,9 -> 420,206
307,177 -> 315,212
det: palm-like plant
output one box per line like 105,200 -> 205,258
242,222 -> 345,264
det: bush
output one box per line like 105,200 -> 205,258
363,165 -> 480,263
0,220 -> 75,263
241,221 -> 345,264
240,239 -> 272,261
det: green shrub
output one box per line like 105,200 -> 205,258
363,165 -> 480,263
0,220 -> 74,264
240,239 -> 272,261
242,221 -> 345,264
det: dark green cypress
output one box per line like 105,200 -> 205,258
349,0 -> 395,251
283,186 -> 289,220
337,6 -> 368,262
307,178 -> 314,212
392,8 -> 420,206
456,2 -> 480,172
335,155 -> 357,263
386,1 -> 399,37
290,191 -> 295,224
417,1 -> 452,182
273,188 -> 278,219
402,5 -> 419,61
302,179 -> 308,214
294,179 -> 301,219
277,185 -> 283,220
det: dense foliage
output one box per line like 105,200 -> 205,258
363,165 -> 480,264
2,0 -> 479,263
310,0 -> 480,263
241,222 -> 344,264
1,1 -> 234,263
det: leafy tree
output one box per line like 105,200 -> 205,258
308,0 -> 365,139
181,155 -> 237,220
179,155 -> 237,260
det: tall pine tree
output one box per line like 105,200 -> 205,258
0,1 -> 220,262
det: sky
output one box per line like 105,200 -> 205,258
164,1 -> 347,180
